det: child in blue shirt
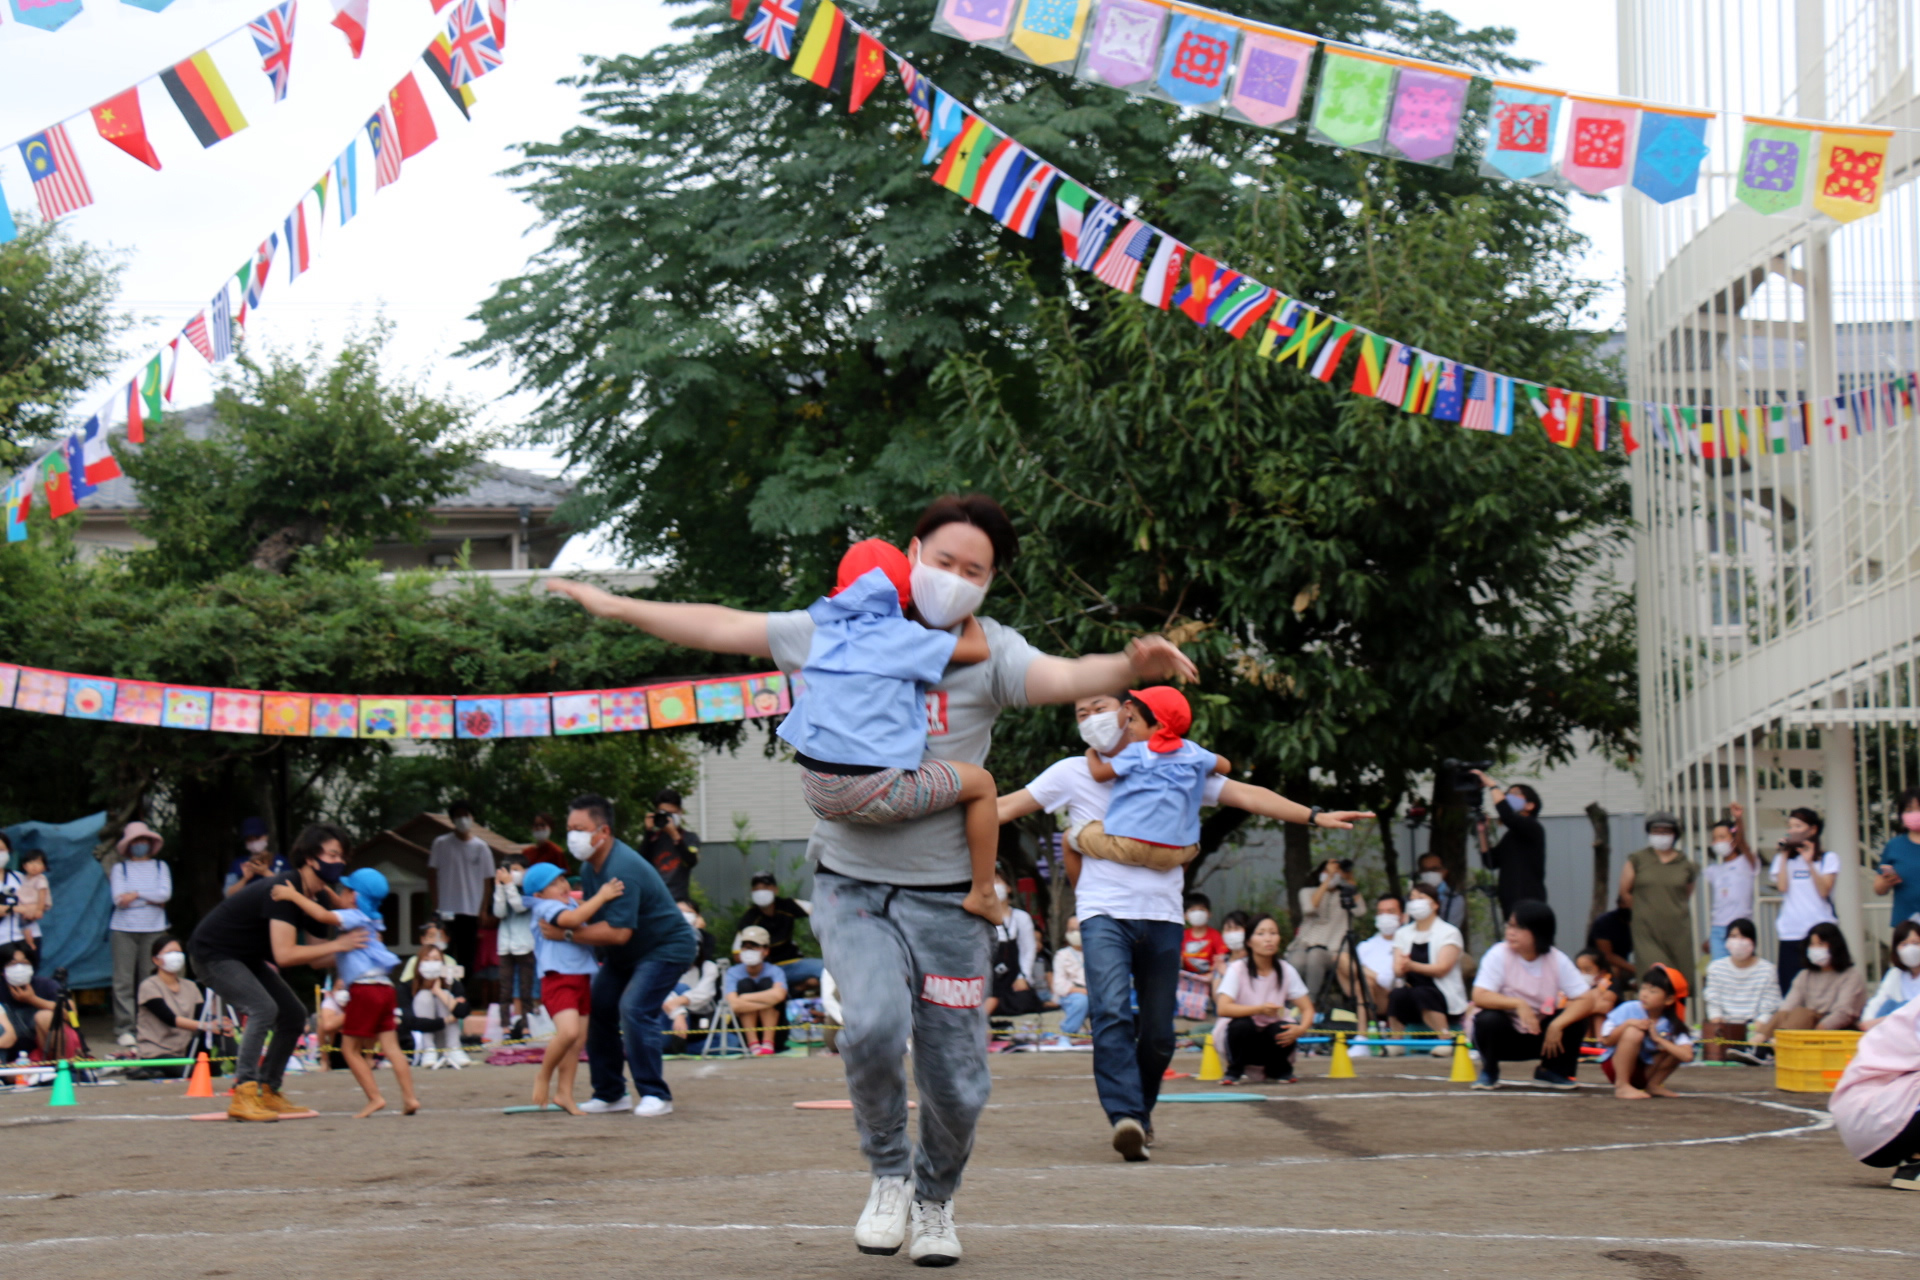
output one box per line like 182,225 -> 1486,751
273,868 -> 419,1118
777,538 -> 1003,922
1081,686 -> 1230,870
522,862 -> 620,1115
1600,964 -> 1695,1100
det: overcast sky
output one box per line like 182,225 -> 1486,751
0,0 -> 1619,568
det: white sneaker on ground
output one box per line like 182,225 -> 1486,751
115,1033 -> 137,1049
579,1094 -> 631,1114
418,1050 -> 443,1070
854,1175 -> 912,1255
445,1048 -> 472,1069
634,1096 -> 672,1117
908,1199 -> 961,1267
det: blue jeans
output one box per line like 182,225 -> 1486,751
778,957 -> 825,989
1058,991 -> 1090,1035
1081,915 -> 1182,1127
588,953 -> 688,1104
1709,924 -> 1729,961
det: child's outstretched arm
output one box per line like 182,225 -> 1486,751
554,880 -> 624,929
270,882 -> 342,927
949,616 -> 991,665
1085,748 -> 1118,783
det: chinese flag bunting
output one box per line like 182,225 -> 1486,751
389,73 -> 439,159
92,87 -> 161,170
849,30 -> 887,112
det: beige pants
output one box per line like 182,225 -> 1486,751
1075,821 -> 1199,871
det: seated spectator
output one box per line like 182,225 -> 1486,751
0,943 -> 59,1061
1470,900 -> 1597,1091
1415,852 -> 1469,932
1702,916 -> 1780,1061
724,926 -> 788,1055
1829,986 -> 1920,1191
1864,921 -> 1920,1032
1213,911 -> 1251,995
737,872 -> 821,995
988,870 -> 1045,1017
1053,918 -> 1088,1036
1738,921 -> 1866,1063
1337,894 -> 1403,1030
664,900 -> 720,1053
136,937 -> 223,1076
400,920 -> 465,985
1586,896 -> 1635,978
1287,859 -> 1365,1002
1387,882 -> 1467,1056
402,943 -> 471,1069
1176,891 -> 1228,1020
1213,914 -> 1313,1085
15,847 -> 48,963
1600,964 -> 1695,1100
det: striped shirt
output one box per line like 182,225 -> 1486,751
109,859 -> 172,934
1704,955 -> 1782,1023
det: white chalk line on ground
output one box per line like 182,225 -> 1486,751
10,1218 -> 1917,1260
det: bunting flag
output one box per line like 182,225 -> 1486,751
1272,308 -> 1335,367
1151,9 -> 1237,110
1227,28 -> 1312,128
932,115 -> 989,191
389,73 -> 439,158
1617,400 -> 1639,454
1007,0 -> 1091,70
1308,322 -> 1356,381
1310,46 -> 1396,149
80,415 -> 120,486
1386,63 -> 1471,165
746,0 -> 800,59
1375,341 -> 1412,403
1483,81 -> 1563,180
1172,254 -> 1223,324
898,59 -> 933,136
65,434 -> 95,504
367,105 -> 403,188
1255,298 -> 1300,357
996,158 -> 1057,236
285,204 -> 311,281
1559,96 -> 1637,194
0,203 -> 14,247
128,352 -> 165,444
487,0 -> 506,46
1765,403 -> 1789,454
968,137 -> 1027,212
164,338 -> 180,400
1349,332 -> 1389,396
1630,107 -> 1712,204
162,52 -> 249,147
1812,124 -> 1893,223
1092,218 -> 1153,292
424,34 -> 478,117
249,1 -> 298,102
1430,359 -> 1465,421
1139,236 -> 1186,308
1488,377 -> 1514,436
1401,350 -> 1439,414
20,125 -> 92,219
40,449 -> 76,519
791,0 -> 851,90
935,0 -> 1014,44
1591,397 -> 1609,451
1460,367 -> 1494,430
331,0 -> 368,57
10,0 -> 84,31
446,0 -> 504,84
6,478 -> 27,544
1734,116 -> 1812,216
246,234 -> 276,311
849,30 -> 887,111
1210,281 -> 1276,338
334,145 -> 360,221
1071,196 -> 1123,271
209,285 -> 235,361
922,90 -> 965,163
92,88 -> 161,170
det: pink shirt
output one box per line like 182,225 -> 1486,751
1830,997 -> 1920,1160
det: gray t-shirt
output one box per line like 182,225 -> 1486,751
768,610 -> 1041,886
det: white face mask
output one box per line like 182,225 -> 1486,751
1077,710 -> 1125,756
750,889 -> 776,908
1899,944 -> 1920,971
418,960 -> 445,980
1374,914 -> 1401,937
1710,840 -> 1734,857
246,838 -> 269,855
567,830 -> 598,861
738,949 -> 765,967
1419,870 -> 1444,887
508,869 -> 524,885
453,818 -> 472,834
994,883 -> 1009,902
1648,833 -> 1675,851
1221,930 -> 1245,951
909,545 -> 989,631
3,963 -> 31,987
1806,946 -> 1832,969
1066,930 -> 1083,948
1407,898 -> 1435,922
530,828 -> 550,844
158,951 -> 186,975
1725,936 -> 1755,960
1185,909 -> 1209,928
681,910 -> 699,928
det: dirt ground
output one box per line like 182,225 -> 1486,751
0,1047 -> 1910,1279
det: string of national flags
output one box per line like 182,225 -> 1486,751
2,0 -> 510,543
745,0 -> 1919,461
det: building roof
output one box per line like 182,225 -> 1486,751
74,404 -> 571,516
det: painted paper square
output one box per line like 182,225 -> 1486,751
15,669 -> 69,715
695,680 -> 746,724
1571,117 -> 1626,169
1823,145 -> 1884,203
359,698 -> 408,739
600,688 -> 652,733
455,698 -> 504,740
162,687 -> 214,731
647,684 -> 699,729
503,696 -> 553,738
210,690 -> 262,734
408,698 -> 455,739
0,665 -> 18,709
1743,137 -> 1799,191
743,674 -> 790,718
552,692 -> 603,736
261,693 -> 311,736
309,695 -> 359,739
114,681 -> 166,726
65,677 -> 117,721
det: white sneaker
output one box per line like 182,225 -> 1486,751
579,1094 -> 631,1114
446,1048 -> 472,1069
418,1050 -> 443,1070
634,1096 -> 672,1117
908,1199 -> 961,1267
854,1175 -> 912,1255
116,1033 -> 137,1049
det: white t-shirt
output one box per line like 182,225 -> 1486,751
1024,755 -> 1226,924
428,833 -> 494,918
1705,854 -> 1758,927
1771,850 -> 1842,941
1356,933 -> 1397,991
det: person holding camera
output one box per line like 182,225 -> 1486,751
1286,858 -> 1367,1003
1772,807 -> 1839,991
1474,773 -> 1547,917
223,818 -> 286,897
640,788 -> 701,903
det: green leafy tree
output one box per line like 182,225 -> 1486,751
0,218 -> 125,457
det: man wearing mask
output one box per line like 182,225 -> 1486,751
224,818 -> 287,897
1338,894 -> 1404,1033
640,788 -> 700,902
108,821 -> 172,1048
1414,854 -> 1468,932
427,800 -> 492,977
522,813 -> 568,872
737,871 -> 821,995
1474,772 -> 1548,916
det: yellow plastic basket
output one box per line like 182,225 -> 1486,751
1773,1029 -> 1862,1093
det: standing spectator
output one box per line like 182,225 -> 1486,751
1772,808 -> 1839,991
1287,859 -> 1364,1001
1415,852 -> 1469,932
724,925 -> 788,1055
1213,914 -> 1313,1084
1475,774 -> 1547,915
108,821 -> 172,1050
1469,900 -> 1596,1090
492,858 -> 536,1040
639,787 -> 700,902
986,869 -> 1043,1017
15,848 -> 48,961
0,835 -> 30,959
1873,788 -> 1920,939
1704,805 -> 1758,960
1053,918 -> 1088,1036
737,872 -> 821,994
136,937 -> 219,1076
1702,917 -> 1780,1062
1741,921 -> 1867,1059
1388,882 -> 1468,1054
522,813 -> 568,871
1863,920 -> 1920,1031
1620,811 -> 1696,972
427,800 -> 493,977
223,818 -> 286,897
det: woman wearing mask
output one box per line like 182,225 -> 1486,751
522,813 -> 568,871
1473,774 -> 1547,919
1619,812 -> 1696,972
1213,911 -> 1252,997
1863,921 -> 1920,1031
492,858 -> 536,1040
0,944 -> 60,1062
403,944 -> 472,1068
1703,805 -> 1757,961
985,869 -> 1044,1017
1213,914 -> 1313,1084
1388,882 -> 1467,1056
136,937 -> 223,1076
1873,790 -> 1920,943
108,822 -> 172,1050
1771,808 -> 1840,990
1742,921 -> 1866,1059
1702,917 -> 1780,1062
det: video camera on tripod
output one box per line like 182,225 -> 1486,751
1438,758 -> 1496,815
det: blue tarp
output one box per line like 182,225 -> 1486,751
7,812 -> 110,989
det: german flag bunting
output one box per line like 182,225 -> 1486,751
161,51 -> 250,148
791,0 -> 852,91
424,34 -> 478,118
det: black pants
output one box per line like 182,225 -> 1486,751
1777,937 -> 1807,994
1224,1017 -> 1296,1081
1387,985 -> 1448,1024
1864,1107 -> 1920,1168
1472,1009 -> 1579,1079
446,914 -> 480,978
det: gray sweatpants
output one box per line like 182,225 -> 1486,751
812,870 -> 993,1203
112,928 -> 168,1038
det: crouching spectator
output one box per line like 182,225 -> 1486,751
1702,917 -> 1780,1060
1601,964 -> 1695,1100
1053,918 -> 1089,1037
136,937 -> 223,1077
725,926 -> 787,1056
1470,901 -> 1597,1091
1336,895 -> 1403,1032
1213,914 -> 1313,1085
1734,921 -> 1866,1064
1,944 -> 60,1061
1830,989 -> 1920,1191
403,944 -> 471,1068
1387,882 -> 1468,1055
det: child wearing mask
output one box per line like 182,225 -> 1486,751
1179,893 -> 1229,978
1600,964 -> 1695,1100
1703,916 -> 1780,1061
1053,918 -> 1089,1036
404,944 -> 472,1069
1078,687 -> 1230,870
1703,805 -> 1757,960
523,862 -> 617,1112
272,869 -> 419,1117
1864,920 -> 1920,1031
1213,911 -> 1251,997
776,539 -> 1004,923
725,926 -> 789,1055
492,858 -> 536,1040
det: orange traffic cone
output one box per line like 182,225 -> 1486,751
185,1051 -> 214,1098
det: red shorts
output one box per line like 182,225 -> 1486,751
341,982 -> 398,1039
542,973 -> 592,1017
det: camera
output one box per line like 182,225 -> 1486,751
650,810 -> 675,831
0,888 -> 15,908
1333,859 -> 1358,911
1440,758 -> 1494,796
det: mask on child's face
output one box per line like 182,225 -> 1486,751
1222,930 -> 1246,951
739,949 -> 765,967
246,838 -> 269,855
1899,944 -> 1920,971
1066,930 -> 1083,948
509,869 -> 525,885
750,889 -> 776,908
1904,811 -> 1920,834
994,883 -> 1010,902
1806,946 -> 1833,968
1077,711 -> 1125,756
418,961 -> 445,980
1725,936 -> 1755,960
1185,909 -> 1209,928
1710,840 -> 1734,857
158,951 -> 186,975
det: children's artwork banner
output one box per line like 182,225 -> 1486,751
0,665 -> 794,740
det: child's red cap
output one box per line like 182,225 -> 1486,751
834,539 -> 912,607
1128,686 -> 1191,753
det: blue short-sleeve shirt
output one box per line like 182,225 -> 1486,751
528,896 -> 601,977
1103,739 -> 1218,847
332,907 -> 400,985
723,962 -> 788,997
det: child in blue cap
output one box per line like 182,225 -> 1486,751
522,861 -> 621,1114
274,868 -> 420,1118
